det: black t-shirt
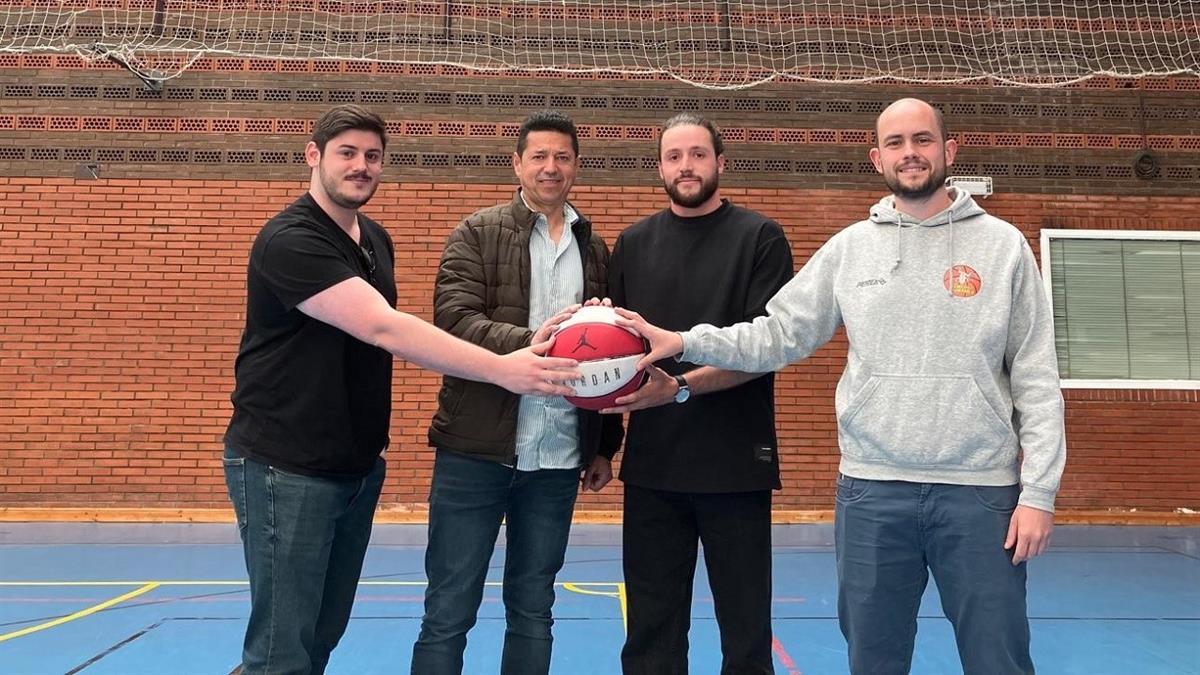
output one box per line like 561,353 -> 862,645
609,200 -> 793,493
225,193 -> 397,477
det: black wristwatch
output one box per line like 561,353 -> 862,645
672,374 -> 691,404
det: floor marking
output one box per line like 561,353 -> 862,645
0,580 -> 625,587
617,583 -> 627,633
560,582 -> 621,598
772,635 -> 803,675
65,619 -> 165,675
0,583 -> 160,643
560,582 -> 627,633
0,581 -> 247,587
0,580 -> 632,640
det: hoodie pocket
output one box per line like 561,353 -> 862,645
839,374 -> 1015,470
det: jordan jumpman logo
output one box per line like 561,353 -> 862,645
573,328 -> 598,353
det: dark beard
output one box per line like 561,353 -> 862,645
322,171 -> 378,210
884,164 -> 945,201
664,174 -> 719,209
328,185 -> 376,210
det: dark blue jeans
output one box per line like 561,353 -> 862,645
835,477 -> 1034,675
411,449 -> 580,675
223,446 -> 385,675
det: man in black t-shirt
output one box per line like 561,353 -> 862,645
223,105 -> 581,675
604,114 -> 794,674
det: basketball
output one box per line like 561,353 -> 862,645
547,305 -> 649,411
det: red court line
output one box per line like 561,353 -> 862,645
772,634 -> 803,675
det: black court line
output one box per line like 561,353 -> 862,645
65,617 -> 244,675
65,619 -> 164,674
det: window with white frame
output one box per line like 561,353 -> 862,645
1040,230 -> 1200,389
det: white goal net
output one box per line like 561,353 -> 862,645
2,1 -> 1198,88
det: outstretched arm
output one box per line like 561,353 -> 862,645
616,243 -> 843,374
603,222 -> 792,412
298,276 -> 579,396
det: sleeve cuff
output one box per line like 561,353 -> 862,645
1018,485 -> 1057,513
678,330 -> 696,363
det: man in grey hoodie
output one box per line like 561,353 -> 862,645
617,98 -> 1065,675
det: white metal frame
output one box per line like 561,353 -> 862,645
1039,228 -> 1200,390
945,175 -> 993,197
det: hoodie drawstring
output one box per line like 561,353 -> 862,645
876,188 -> 973,279
947,209 -> 956,296
892,218 -> 904,271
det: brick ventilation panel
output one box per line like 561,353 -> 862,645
4,76 -> 1199,193
6,112 -> 1200,153
1,178 -> 1199,512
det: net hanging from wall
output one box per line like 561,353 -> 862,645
1,1 -> 1198,88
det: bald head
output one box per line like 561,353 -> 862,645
868,97 -> 957,210
875,98 -> 947,146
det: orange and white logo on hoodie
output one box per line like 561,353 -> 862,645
944,264 -> 982,298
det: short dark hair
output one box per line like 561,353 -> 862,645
516,111 -> 579,157
657,113 -> 725,158
311,104 -> 387,153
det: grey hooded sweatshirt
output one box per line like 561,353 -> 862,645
680,188 -> 1066,512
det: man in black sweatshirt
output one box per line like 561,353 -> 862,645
603,113 -> 794,674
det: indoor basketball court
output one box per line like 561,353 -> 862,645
2,1 -> 1199,674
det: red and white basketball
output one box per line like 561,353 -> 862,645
547,305 -> 649,411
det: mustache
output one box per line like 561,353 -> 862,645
346,172 -> 373,181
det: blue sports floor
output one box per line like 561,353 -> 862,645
1,523 -> 1197,674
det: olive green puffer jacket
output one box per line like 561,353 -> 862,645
428,190 -> 623,466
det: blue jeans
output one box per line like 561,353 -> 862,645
223,446 -> 385,675
411,449 -> 580,675
835,477 -> 1033,675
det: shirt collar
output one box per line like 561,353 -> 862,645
519,191 -> 578,228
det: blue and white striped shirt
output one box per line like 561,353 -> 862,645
515,197 -> 584,472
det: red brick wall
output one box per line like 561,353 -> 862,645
2,177 -> 1198,512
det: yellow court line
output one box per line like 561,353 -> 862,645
561,582 -> 627,634
0,582 -> 161,643
0,580 -> 627,587
0,580 -> 632,641
561,582 -> 620,598
0,581 -> 246,587
617,583 -> 627,633
559,581 -> 628,634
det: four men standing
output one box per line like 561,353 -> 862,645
227,99 -> 1065,674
